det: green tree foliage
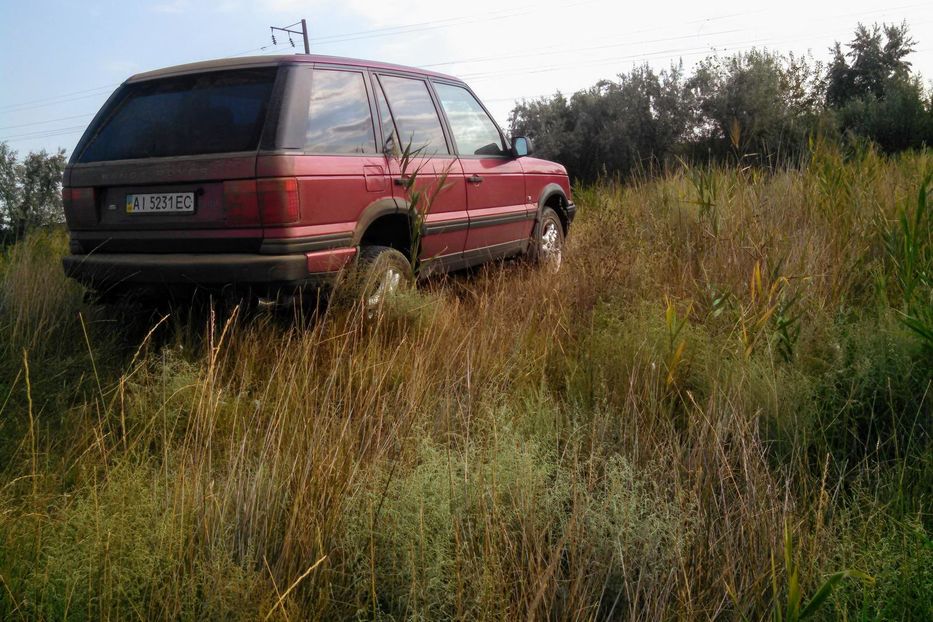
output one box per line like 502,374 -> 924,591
509,64 -> 693,180
0,142 -> 66,241
835,76 -> 933,152
826,23 -> 915,106
511,23 -> 931,181
826,23 -> 933,152
688,50 -> 823,161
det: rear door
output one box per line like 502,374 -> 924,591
67,67 -> 279,253
431,81 -> 533,257
256,64 -> 389,250
375,73 -> 467,264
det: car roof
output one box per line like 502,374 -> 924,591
126,54 -> 462,84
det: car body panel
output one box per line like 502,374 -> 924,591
460,157 -> 534,250
257,153 -> 389,242
390,155 -> 469,261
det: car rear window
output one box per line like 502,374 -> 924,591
76,68 -> 277,163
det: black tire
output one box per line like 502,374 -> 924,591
356,245 -> 414,310
532,207 -> 565,272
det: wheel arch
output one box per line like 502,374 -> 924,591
352,197 -> 414,258
536,183 -> 570,235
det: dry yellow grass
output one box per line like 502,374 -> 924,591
0,144 -> 930,620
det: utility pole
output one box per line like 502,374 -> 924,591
300,19 -> 309,54
270,19 -> 310,54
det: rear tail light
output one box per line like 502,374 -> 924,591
223,177 -> 299,226
257,178 -> 300,225
223,180 -> 260,226
62,187 -> 97,228
63,186 -> 95,205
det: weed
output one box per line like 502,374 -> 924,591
0,146 -> 930,620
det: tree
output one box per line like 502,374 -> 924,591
509,63 -> 693,181
824,22 -> 930,151
834,76 -> 933,152
0,142 -> 67,241
507,21 -> 928,182
687,50 -> 822,161
508,92 -> 577,174
826,22 -> 915,107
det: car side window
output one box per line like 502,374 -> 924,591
305,69 -> 377,154
433,83 -> 506,157
377,75 -> 449,155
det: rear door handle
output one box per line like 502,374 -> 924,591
467,175 -> 483,184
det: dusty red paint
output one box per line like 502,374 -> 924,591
306,247 -> 357,273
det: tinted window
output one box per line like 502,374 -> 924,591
378,75 -> 448,154
78,68 -> 276,163
305,70 -> 376,153
434,83 -> 505,156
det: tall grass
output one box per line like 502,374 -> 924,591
0,144 -> 930,620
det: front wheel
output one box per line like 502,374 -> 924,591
533,208 -> 565,272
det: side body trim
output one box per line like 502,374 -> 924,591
419,239 -> 528,278
260,232 -> 353,254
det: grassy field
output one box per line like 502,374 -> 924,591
0,144 -> 930,620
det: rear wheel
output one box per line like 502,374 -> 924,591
533,207 -> 564,272
357,245 -> 414,311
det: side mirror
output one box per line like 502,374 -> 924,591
511,136 -> 533,158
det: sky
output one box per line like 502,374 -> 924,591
1,0 -> 931,157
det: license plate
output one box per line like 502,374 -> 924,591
126,192 -> 195,214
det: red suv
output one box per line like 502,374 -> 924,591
62,55 -> 575,304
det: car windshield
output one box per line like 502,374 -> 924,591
76,68 -> 277,163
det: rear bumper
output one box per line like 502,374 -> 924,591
63,248 -> 356,289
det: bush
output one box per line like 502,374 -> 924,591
338,428 -> 569,619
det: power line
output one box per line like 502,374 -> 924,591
0,84 -> 117,111
460,44 -> 723,81
228,3 -> 586,58
219,3 -> 578,57
306,0 -> 929,50
0,3 -> 585,146
416,9 -> 788,71
420,28 -> 743,70
0,85 -> 118,114
0,42 -> 295,116
270,20 -> 310,54
0,112 -> 96,131
309,2 -> 563,44
0,125 -> 87,142
308,0 -> 607,48
4,5 -> 550,115
229,44 -> 277,56
0,90 -> 119,116
459,17 -> 933,84
8,0 -> 926,115
0,42 -> 294,111
3,1 -> 930,144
